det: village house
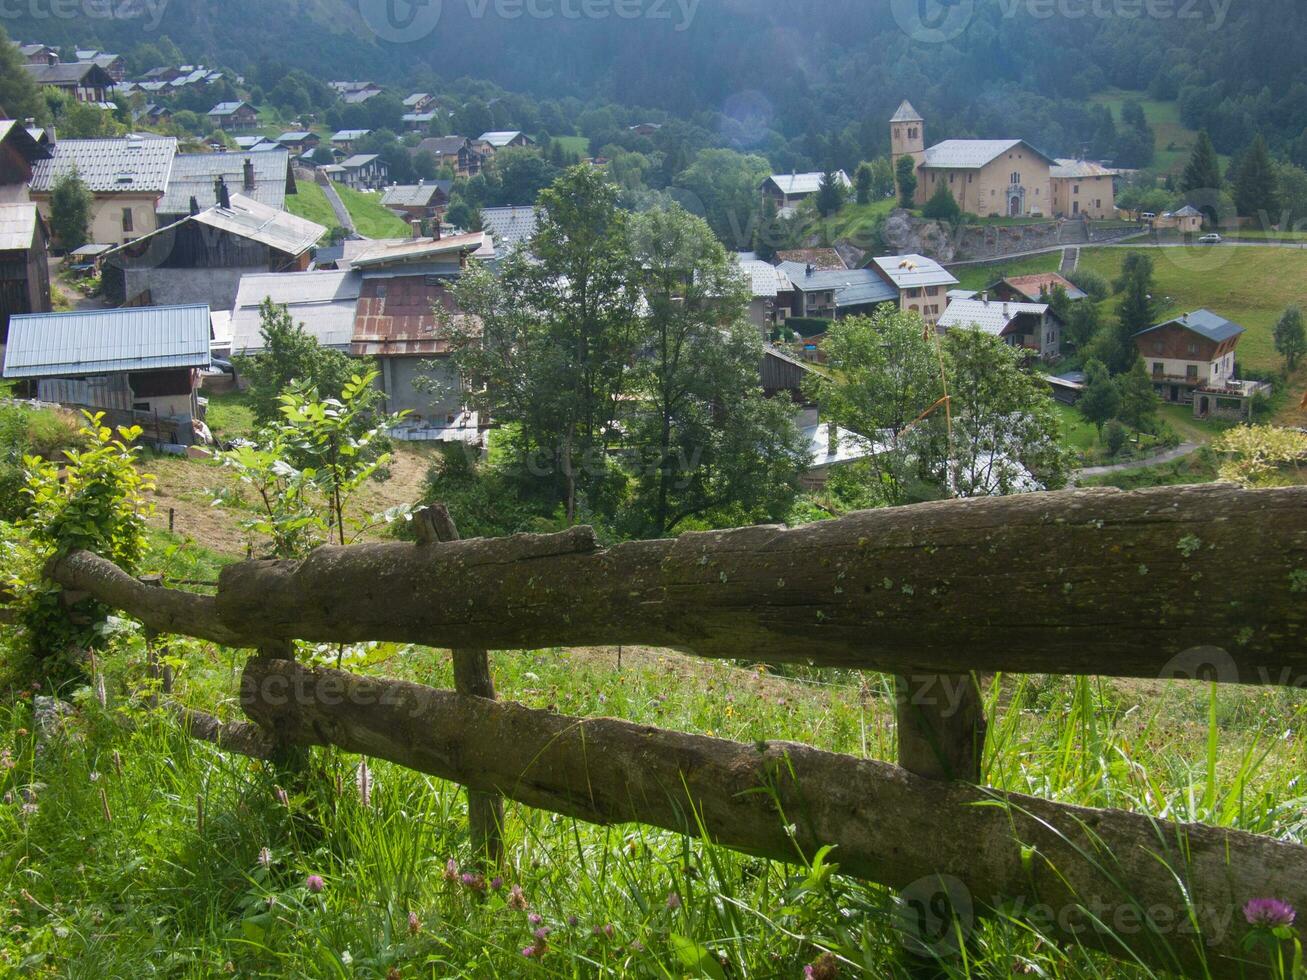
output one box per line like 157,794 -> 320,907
19,43 -> 59,67
232,136 -> 276,152
330,154 -> 388,191
890,101 -> 1117,219
140,103 -> 174,127
28,135 -> 178,247
0,203 -> 52,345
629,123 -> 662,137
761,171 -> 852,213
2,304 -> 212,445
331,129 -> 372,153
776,261 -> 896,321
414,136 -> 483,177
735,255 -> 794,335
1134,309 -> 1270,419
477,131 -> 535,152
23,62 -> 117,105
101,188 -> 324,310
226,269 -> 361,357
0,120 -> 52,203
1155,205 -> 1205,234
207,102 -> 259,132
403,93 -> 435,113
868,253 -> 959,327
989,272 -> 1088,304
380,181 -> 451,223
937,293 -> 1063,359
78,51 -> 127,83
403,113 -> 438,132
276,131 -> 321,155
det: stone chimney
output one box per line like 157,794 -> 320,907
189,196 -> 200,216
243,157 -> 255,192
981,290 -> 989,306
433,215 -> 442,241
411,219 -> 423,240
215,175 -> 231,210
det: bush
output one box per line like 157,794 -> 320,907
1068,269 -> 1111,302
785,317 -> 834,338
1105,419 -> 1129,456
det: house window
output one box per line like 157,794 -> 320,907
1152,362 -> 1164,376
1188,342 -> 1198,355
1074,185 -> 1080,194
122,208 -> 134,232
1186,365 -> 1199,381
949,173 -> 954,183
926,286 -> 938,296
967,174 -> 973,183
1011,172 -> 1021,185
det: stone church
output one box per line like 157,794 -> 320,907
891,101 -> 1116,220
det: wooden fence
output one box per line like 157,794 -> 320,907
18,483 -> 1307,979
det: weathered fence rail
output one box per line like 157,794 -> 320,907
17,484 -> 1307,979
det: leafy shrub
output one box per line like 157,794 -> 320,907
1067,269 -> 1111,302
1105,419 -> 1129,456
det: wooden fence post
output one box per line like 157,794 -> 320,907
415,504 -> 505,866
894,671 -> 987,964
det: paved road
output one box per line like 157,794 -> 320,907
945,236 -> 1307,270
317,177 -> 357,236
1073,442 -> 1200,485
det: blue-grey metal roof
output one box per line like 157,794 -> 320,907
29,135 -> 177,194
777,262 -> 897,308
157,148 -> 293,214
1135,308 -> 1245,343
3,305 -> 212,378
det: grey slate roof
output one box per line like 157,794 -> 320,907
340,154 -> 381,169
157,148 -> 294,214
481,205 -> 539,256
734,256 -> 792,298
922,139 -> 1055,170
777,263 -> 897,308
229,270 -> 362,354
332,130 -> 371,142
870,254 -> 959,291
1135,309 -> 1245,343
208,101 -> 252,116
890,100 -> 923,123
29,136 -> 177,194
0,203 -> 43,251
380,182 -> 451,208
3,305 -> 212,378
23,62 -> 113,86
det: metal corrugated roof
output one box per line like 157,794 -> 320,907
481,206 -> 538,256
332,130 -> 371,141
937,298 -> 1049,336
777,263 -> 897,308
340,154 -> 380,169
3,305 -> 212,378
157,149 -> 293,214
350,232 -> 487,269
871,254 -> 959,290
922,139 -> 1053,170
766,171 -> 851,196
208,101 -> 252,116
29,136 -> 177,194
734,257 -> 792,298
229,270 -> 363,354
0,203 -> 41,251
103,193 -> 323,260
478,131 -> 527,147
403,93 -> 431,107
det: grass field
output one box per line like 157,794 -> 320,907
1086,89 -> 1230,177
335,185 -> 413,239
950,251 -> 1062,292
552,135 -> 590,157
1077,246 -> 1307,372
284,182 -> 339,234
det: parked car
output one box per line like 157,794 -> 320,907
1199,233 -> 1223,244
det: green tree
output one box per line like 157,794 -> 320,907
922,182 -> 961,222
672,148 -> 771,248
1108,252 -> 1158,374
625,206 -> 804,535
896,155 -> 918,209
236,299 -> 358,427
450,166 -> 639,524
1274,304 -> 1307,371
0,26 -> 47,124
1180,130 -> 1223,195
943,329 -> 1072,497
1115,358 -> 1160,432
1064,299 -> 1102,351
868,157 -> 896,200
1079,360 -> 1121,437
50,170 -> 94,252
1105,419 -> 1129,457
804,307 -> 945,506
854,162 -> 873,205
1234,134 -> 1279,219
815,167 -> 847,217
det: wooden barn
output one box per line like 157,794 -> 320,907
0,203 -> 51,345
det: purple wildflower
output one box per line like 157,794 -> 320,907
443,858 -> 459,883
462,872 -> 487,894
803,952 -> 839,980
534,927 -> 551,941
490,876 -> 504,891
666,891 -> 682,910
630,940 -> 644,952
521,946 -> 537,958
408,911 -> 421,935
1244,898 -> 1296,929
305,874 -> 325,894
273,785 -> 289,807
506,884 -> 529,910
567,915 -> 579,928
528,912 -> 543,927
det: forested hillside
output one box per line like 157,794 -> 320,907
8,0 -> 1306,165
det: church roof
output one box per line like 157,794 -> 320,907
890,100 -> 923,123
921,139 -> 1056,170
